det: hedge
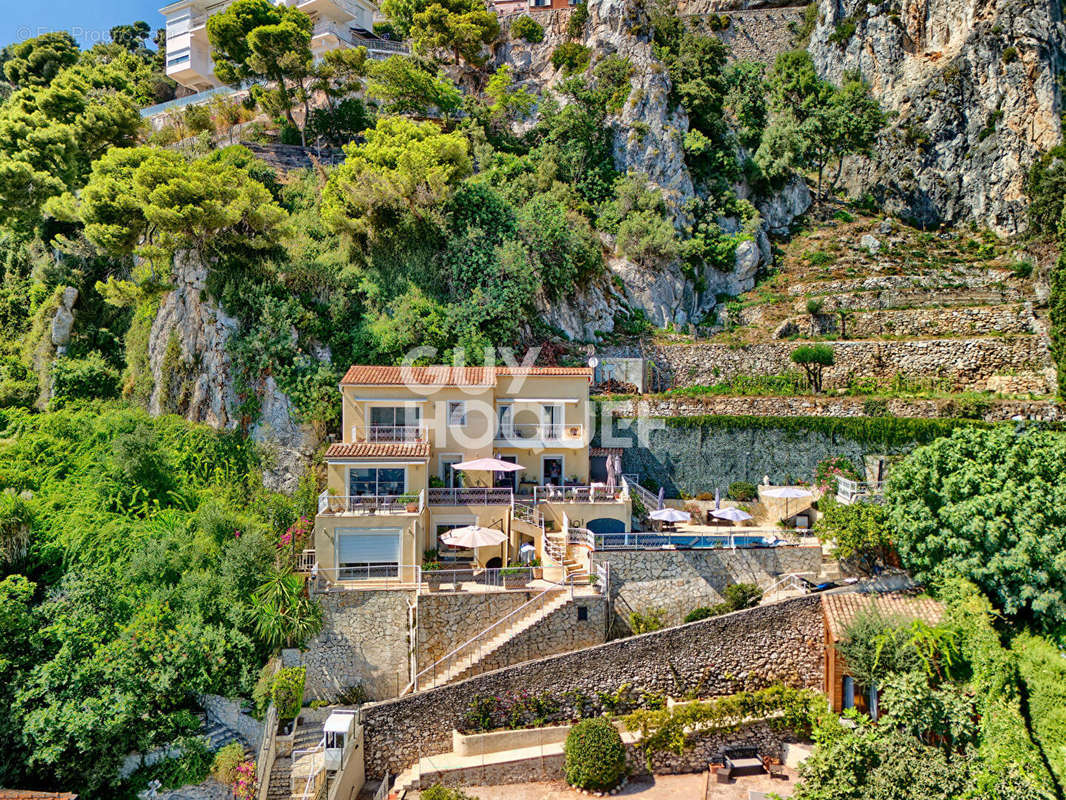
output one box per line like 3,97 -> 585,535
564,718 -> 628,791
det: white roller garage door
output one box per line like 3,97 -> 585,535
336,528 -> 402,579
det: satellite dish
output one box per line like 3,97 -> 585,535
587,356 -> 600,368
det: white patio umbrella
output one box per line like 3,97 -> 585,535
605,455 -> 617,494
649,507 -> 691,523
656,487 -> 665,510
711,506 -> 753,523
761,486 -> 812,520
451,457 -> 525,472
440,524 -> 508,563
714,487 -> 721,509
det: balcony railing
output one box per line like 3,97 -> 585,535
317,490 -> 424,515
428,487 -> 514,505
836,478 -> 886,505
533,484 -> 626,503
495,423 -> 584,443
352,425 -> 426,443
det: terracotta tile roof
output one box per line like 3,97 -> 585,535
822,592 -> 945,643
340,366 -> 495,386
496,366 -> 593,379
340,365 -> 593,386
0,792 -> 77,800
325,442 -> 430,459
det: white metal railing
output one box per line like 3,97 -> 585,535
291,743 -> 326,800
761,572 -> 818,598
404,580 -> 577,694
567,526 -> 596,549
352,425 -> 426,443
595,561 -> 610,598
296,549 -> 316,572
374,773 -> 391,800
533,484 -> 625,503
361,37 -> 410,54
593,529 -> 801,550
317,493 -> 423,515
427,487 -> 514,505
421,565 -> 540,590
313,564 -> 542,591
621,476 -> 660,512
495,423 -> 584,442
836,478 -> 886,504
255,704 -> 279,800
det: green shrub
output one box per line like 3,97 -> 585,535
420,785 -> 476,800
1013,632 -> 1066,787
722,582 -> 762,610
628,608 -> 665,634
211,742 -> 246,785
727,480 -> 757,501
551,42 -> 592,75
684,607 -> 713,623
567,1 -> 589,38
563,718 -> 628,792
49,353 -> 120,406
1002,46 -> 1018,63
271,666 -> 306,721
510,15 -> 544,43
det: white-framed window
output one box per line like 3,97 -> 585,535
440,454 -> 463,488
447,400 -> 467,426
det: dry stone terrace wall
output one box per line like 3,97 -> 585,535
359,595 -> 823,776
605,394 -> 1065,422
785,304 -> 1037,339
679,6 -> 809,63
302,589 -> 413,702
457,596 -> 608,679
594,547 -> 823,628
648,337 -> 1054,393
417,591 -> 538,666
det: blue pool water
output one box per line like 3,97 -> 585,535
595,533 -> 783,549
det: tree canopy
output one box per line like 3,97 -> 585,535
886,427 -> 1066,631
3,32 -> 80,88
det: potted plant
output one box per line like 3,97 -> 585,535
429,476 -> 445,489
529,557 -> 543,580
502,562 -> 529,589
422,549 -> 444,591
399,493 -> 419,513
271,666 -> 306,755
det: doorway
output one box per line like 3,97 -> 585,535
494,455 -> 518,492
542,455 -> 563,486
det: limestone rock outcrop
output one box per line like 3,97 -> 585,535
146,252 -> 322,491
809,0 -> 1064,234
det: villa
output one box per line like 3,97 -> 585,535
159,0 -> 398,92
310,365 -> 633,588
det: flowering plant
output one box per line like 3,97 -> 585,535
233,760 -> 256,800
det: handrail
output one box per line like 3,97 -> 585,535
291,742 -> 326,800
621,477 -> 660,512
534,484 -> 625,504
373,773 -> 391,800
761,571 -> 818,598
351,424 -> 426,443
254,704 -> 279,800
427,487 -> 514,505
318,494 -> 423,515
404,581 -> 572,694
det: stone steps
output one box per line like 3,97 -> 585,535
265,721 -> 325,800
420,592 -> 574,691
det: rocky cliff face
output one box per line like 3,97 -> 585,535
809,0 -> 1064,234
146,252 -> 321,492
501,0 -> 811,337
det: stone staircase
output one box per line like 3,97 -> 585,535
201,714 -> 253,758
545,529 -> 588,581
266,720 -> 325,800
418,590 -> 575,691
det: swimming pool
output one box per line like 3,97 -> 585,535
595,533 -> 784,550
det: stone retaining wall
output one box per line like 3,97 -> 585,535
603,394 -> 1065,422
595,547 -> 823,629
456,595 -> 608,679
683,7 -> 808,63
302,589 -> 414,702
417,720 -> 794,788
359,595 -> 823,776
649,337 -> 1054,393
784,304 -> 1036,339
417,591 -> 539,666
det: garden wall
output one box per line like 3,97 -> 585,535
603,395 -> 1064,423
417,590 -> 543,666
594,546 -> 823,628
606,415 -> 933,495
359,595 -> 823,776
648,337 -> 1054,393
416,719 -> 796,788
302,589 -> 414,702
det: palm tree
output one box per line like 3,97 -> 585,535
251,568 -> 321,649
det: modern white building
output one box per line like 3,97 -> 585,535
160,0 -> 382,92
